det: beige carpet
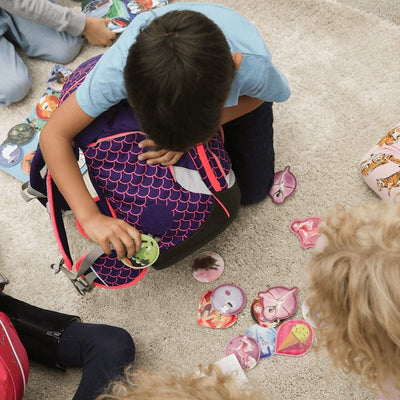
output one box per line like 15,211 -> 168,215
1,0 -> 399,399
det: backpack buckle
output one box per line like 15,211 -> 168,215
0,273 -> 9,292
72,277 -> 94,296
51,259 -> 94,296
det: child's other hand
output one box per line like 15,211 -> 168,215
83,17 -> 116,47
81,213 -> 141,260
138,139 -> 184,166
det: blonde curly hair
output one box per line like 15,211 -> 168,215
306,202 -> 400,395
96,363 -> 265,400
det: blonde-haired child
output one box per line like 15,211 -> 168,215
306,202 -> 400,400
97,363 -> 265,400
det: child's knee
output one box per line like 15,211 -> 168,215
0,71 -> 31,105
94,325 -> 135,366
46,35 -> 82,64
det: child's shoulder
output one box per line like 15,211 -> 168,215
155,2 -> 250,24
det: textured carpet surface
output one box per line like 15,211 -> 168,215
0,0 -> 399,399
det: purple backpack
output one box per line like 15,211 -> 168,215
23,55 -> 240,294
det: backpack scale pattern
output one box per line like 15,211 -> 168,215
45,55 -> 234,290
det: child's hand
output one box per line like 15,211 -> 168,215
81,213 -> 142,260
138,139 -> 184,166
83,17 -> 116,47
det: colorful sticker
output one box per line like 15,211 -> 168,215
0,66 -> 75,183
82,0 -> 113,17
46,65 -> 72,92
191,251 -> 224,282
251,297 -> 281,328
258,286 -> 298,322
36,94 -> 59,120
108,16 -> 131,33
7,123 -> 35,145
121,234 -> 159,269
21,151 -> 36,175
290,217 -> 322,248
0,144 -> 23,167
269,165 -> 297,204
197,290 -> 237,329
275,319 -> 314,356
225,335 -> 260,370
245,324 -> 276,359
211,283 -> 246,315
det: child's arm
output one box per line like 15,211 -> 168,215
221,96 -> 264,125
138,96 -> 264,165
1,0 -> 115,46
40,92 -> 142,260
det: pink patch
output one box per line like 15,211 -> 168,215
290,217 -> 322,248
225,335 -> 260,370
269,166 -> 297,204
258,286 -> 298,322
275,320 -> 314,356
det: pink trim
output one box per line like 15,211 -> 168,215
75,255 -> 87,272
208,149 -> 226,178
75,219 -> 89,239
196,144 -> 222,192
47,173 -> 73,271
93,268 -> 147,289
219,125 -> 225,143
75,257 -> 148,289
168,165 -> 176,182
87,131 -> 144,147
105,198 -> 117,218
212,192 -> 230,218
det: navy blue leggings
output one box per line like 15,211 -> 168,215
223,102 -> 274,205
57,321 -> 135,400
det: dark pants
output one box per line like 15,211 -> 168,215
58,322 -> 135,400
0,292 -> 135,400
223,102 -> 274,205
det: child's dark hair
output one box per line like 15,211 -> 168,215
124,10 -> 235,151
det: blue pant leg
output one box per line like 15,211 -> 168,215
0,11 -> 31,105
4,11 -> 82,64
57,322 -> 135,400
222,102 -> 275,205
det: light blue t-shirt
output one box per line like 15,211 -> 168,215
76,2 -> 290,117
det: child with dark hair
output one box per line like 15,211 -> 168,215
40,3 -> 290,261
124,10 -> 236,151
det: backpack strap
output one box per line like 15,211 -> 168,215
46,172 -> 73,270
20,180 -> 48,202
51,248 -> 101,296
46,172 -> 98,295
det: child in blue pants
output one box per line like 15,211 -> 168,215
0,0 -> 115,105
